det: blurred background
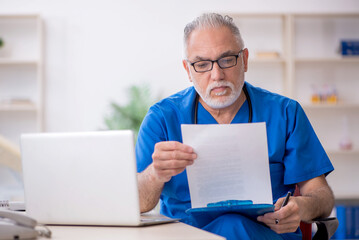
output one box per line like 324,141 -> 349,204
0,0 -> 359,238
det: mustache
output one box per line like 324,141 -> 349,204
206,81 -> 234,95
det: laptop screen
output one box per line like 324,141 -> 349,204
21,130 -> 142,225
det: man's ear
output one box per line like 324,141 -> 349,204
182,59 -> 192,82
243,48 -> 249,72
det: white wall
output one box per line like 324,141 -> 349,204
1,0 -> 359,132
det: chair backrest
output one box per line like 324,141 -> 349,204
300,221 -> 312,240
294,186 -> 312,240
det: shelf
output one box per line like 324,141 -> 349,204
0,59 -> 39,65
228,12 -> 359,19
302,103 -> 359,110
0,14 -> 40,19
249,58 -> 286,63
231,12 -> 359,203
225,13 -> 285,18
335,198 -> 359,204
295,57 -> 359,63
293,13 -> 359,18
327,149 -> 359,155
0,103 -> 38,112
0,13 -> 44,150
334,195 -> 359,201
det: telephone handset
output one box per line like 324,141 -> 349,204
0,209 -> 51,239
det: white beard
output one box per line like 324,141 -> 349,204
193,80 -> 244,109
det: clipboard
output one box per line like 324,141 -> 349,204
186,200 -> 274,227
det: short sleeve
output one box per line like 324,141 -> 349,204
283,101 -> 334,185
135,105 -> 166,173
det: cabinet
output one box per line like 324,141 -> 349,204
228,13 -> 359,200
0,14 -> 44,147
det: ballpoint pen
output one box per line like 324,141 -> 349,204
275,192 -> 291,224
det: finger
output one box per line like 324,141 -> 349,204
259,214 -> 299,234
257,210 -> 285,225
155,141 -> 194,153
257,213 -> 277,225
264,215 -> 296,226
272,201 -> 294,219
266,214 -> 301,233
154,150 -> 197,161
274,197 -> 285,211
153,159 -> 194,170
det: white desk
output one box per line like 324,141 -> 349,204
39,222 -> 226,240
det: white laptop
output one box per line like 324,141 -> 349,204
20,130 -> 178,226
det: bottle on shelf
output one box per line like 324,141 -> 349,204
339,115 -> 353,151
310,84 -> 338,104
326,84 -> 338,104
310,84 -> 321,104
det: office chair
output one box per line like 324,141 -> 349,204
294,186 -> 339,240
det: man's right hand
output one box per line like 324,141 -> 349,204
150,141 -> 197,183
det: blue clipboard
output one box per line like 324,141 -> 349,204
186,200 -> 274,228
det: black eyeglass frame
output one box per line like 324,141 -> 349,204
188,49 -> 245,73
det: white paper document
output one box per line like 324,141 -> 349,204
181,123 -> 272,208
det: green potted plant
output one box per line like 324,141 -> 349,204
0,37 -> 4,57
104,84 -> 158,139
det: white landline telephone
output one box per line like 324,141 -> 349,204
0,209 -> 51,239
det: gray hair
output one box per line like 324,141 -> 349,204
183,13 -> 245,57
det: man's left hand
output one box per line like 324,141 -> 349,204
257,196 -> 301,234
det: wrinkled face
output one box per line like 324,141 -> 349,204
183,26 -> 248,109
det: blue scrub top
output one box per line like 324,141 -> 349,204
135,82 -> 334,223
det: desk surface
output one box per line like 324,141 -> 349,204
39,222 -> 226,240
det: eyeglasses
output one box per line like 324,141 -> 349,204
188,49 -> 244,73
